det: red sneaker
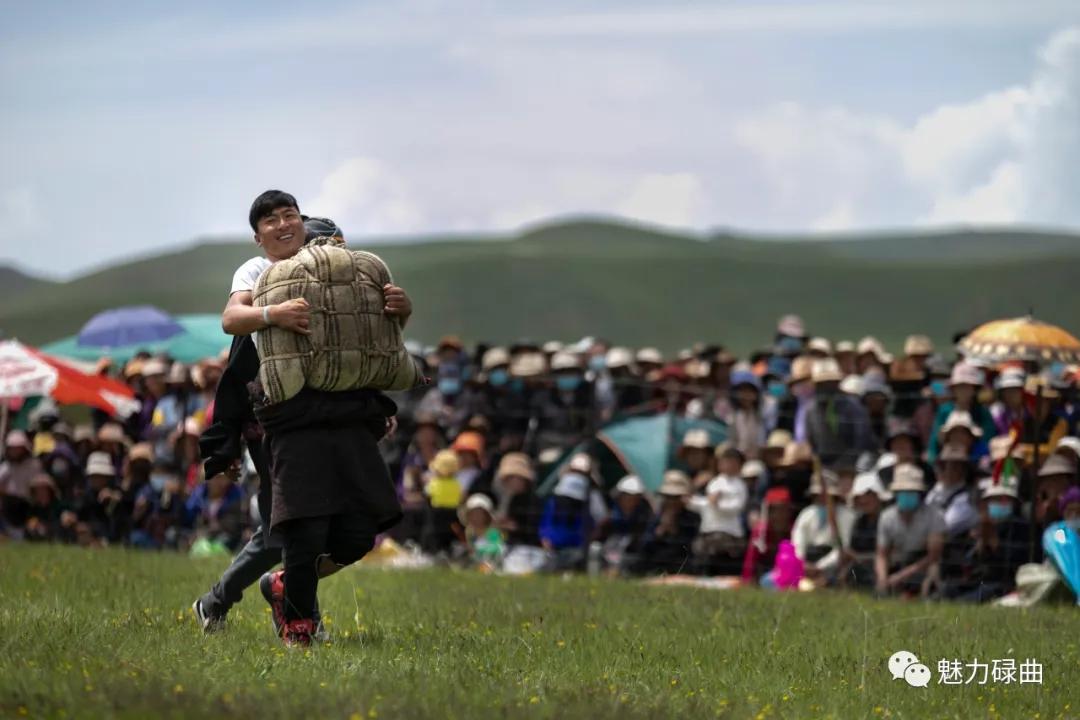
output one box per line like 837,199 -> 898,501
259,570 -> 286,638
282,619 -> 314,647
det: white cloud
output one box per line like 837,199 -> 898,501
309,157 -> 425,236
616,173 -> 705,228
734,25 -> 1080,229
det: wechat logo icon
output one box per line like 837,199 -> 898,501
889,650 -> 931,688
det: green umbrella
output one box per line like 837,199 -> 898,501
538,412 -> 728,494
41,314 -> 230,364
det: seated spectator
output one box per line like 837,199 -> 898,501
937,410 -> 988,463
677,429 -> 715,491
24,474 -> 64,543
598,475 -> 653,574
805,359 -> 873,469
875,463 -> 946,597
839,472 -> 891,588
422,449 -> 464,555
791,468 -> 855,586
742,486 -> 795,583
457,493 -> 504,570
688,446 -> 748,576
925,443 -> 978,576
1,430 -> 40,535
769,441 -> 815,509
131,459 -> 186,549
728,370 -> 774,459
451,431 -> 486,495
1034,453 -> 1077,528
740,459 -> 766,527
78,451 -> 118,541
632,471 -> 699,575
539,470 -> 593,571
928,363 -> 995,462
950,477 -> 1030,602
185,470 -> 245,551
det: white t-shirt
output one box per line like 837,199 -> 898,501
229,257 -> 273,341
230,257 -> 273,296
688,474 -> 747,537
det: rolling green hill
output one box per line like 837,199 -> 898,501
4,218 -> 1080,355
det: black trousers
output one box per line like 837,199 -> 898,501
280,513 -> 378,622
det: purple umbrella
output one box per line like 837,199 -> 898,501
77,306 -> 184,348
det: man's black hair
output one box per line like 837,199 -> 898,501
249,190 -> 300,231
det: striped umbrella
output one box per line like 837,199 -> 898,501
957,316 -> 1080,366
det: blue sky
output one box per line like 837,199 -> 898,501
3,0 -> 1080,277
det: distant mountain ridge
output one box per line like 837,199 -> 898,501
3,218 -> 1080,354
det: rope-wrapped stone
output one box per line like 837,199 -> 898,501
251,238 -> 423,405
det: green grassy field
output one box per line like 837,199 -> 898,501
4,219 -> 1080,353
0,545 -> 1076,719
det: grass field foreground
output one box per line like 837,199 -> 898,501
0,545 -> 1076,719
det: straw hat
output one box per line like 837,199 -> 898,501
1038,454 -> 1076,478
807,337 -> 833,356
606,347 -> 634,370
851,472 -> 892,502
811,358 -> 844,384
949,363 -> 984,387
96,423 -> 126,444
680,428 -> 712,451
550,352 -> 582,372
510,352 -> 547,378
889,463 -> 927,493
740,459 -> 766,479
939,410 -> 983,439
614,475 -> 646,496
436,335 -> 464,352
495,452 -> 535,484
167,363 -> 190,385
835,341 -> 856,355
429,449 -> 460,477
73,425 -> 95,443
658,470 -> 692,497
788,356 -> 814,385
636,347 -> 664,365
567,453 -> 594,476
980,477 -> 1019,501
542,340 -> 565,355
778,442 -> 814,468
85,452 -> 115,478
1054,436 -> 1080,458
777,314 -> 806,338
129,443 -> 155,463
840,375 -> 865,396
765,429 -> 793,451
141,359 -> 168,377
481,347 -> 511,371
904,335 -> 934,357
995,368 -> 1026,391
857,337 -> 888,361
5,430 -> 29,449
888,358 -> 926,383
457,493 -> 495,525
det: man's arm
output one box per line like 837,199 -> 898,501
221,291 -> 311,337
383,284 -> 413,328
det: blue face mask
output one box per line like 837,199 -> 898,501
767,381 -> 787,399
150,473 -> 170,492
509,378 -> 526,394
438,377 -> 462,396
589,356 -> 607,372
895,491 -> 921,512
556,375 -> 583,392
930,380 -> 948,398
987,503 -> 1013,522
488,369 -> 509,387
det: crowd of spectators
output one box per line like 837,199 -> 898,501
3,314 -> 1080,603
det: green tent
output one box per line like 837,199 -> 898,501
538,413 -> 728,494
41,314 -> 229,364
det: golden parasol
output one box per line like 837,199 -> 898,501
957,315 -> 1080,366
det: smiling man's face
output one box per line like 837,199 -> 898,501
254,205 -> 306,261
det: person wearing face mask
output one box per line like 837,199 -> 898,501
927,363 -> 996,463
415,362 -> 472,438
132,459 -> 186,549
951,477 -> 1030,602
874,463 -> 946,597
790,467 -> 855,587
475,347 -> 531,445
728,370 -> 775,460
838,472 -> 891,588
108,443 -> 156,544
0,431 -> 43,533
775,357 -> 815,442
531,352 -> 599,452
